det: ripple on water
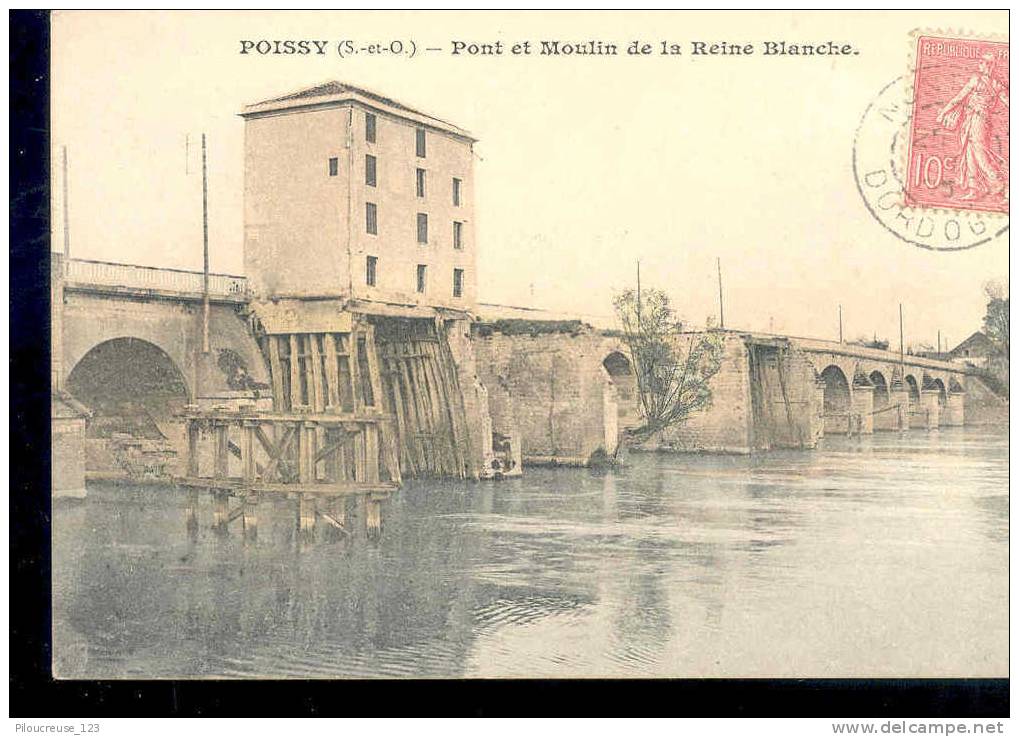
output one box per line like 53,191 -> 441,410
52,427 -> 1008,678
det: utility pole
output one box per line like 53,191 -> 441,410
201,133 -> 210,354
61,146 -> 70,263
838,304 -> 843,343
899,304 -> 905,367
716,257 -> 724,329
937,330 -> 941,355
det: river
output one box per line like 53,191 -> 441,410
52,426 -> 1008,679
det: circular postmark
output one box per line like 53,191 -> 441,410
852,76 -> 1009,251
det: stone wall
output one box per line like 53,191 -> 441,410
472,328 -> 828,460
748,342 -> 823,449
649,334 -> 753,453
52,417 -> 87,498
472,325 -> 631,466
443,317 -> 499,478
52,392 -> 89,498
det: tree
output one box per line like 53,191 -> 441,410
612,287 -> 725,441
982,280 -> 1009,356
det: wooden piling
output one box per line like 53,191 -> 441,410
434,320 -> 477,479
364,423 -> 380,484
242,421 -> 256,482
323,334 -> 341,409
268,337 -> 285,410
386,363 -> 414,476
214,422 -> 230,479
349,322 -> 364,412
289,335 -> 302,409
309,334 -> 324,412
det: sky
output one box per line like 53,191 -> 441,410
50,10 -> 1008,350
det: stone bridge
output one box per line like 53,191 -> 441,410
50,256 -> 1003,494
788,336 -> 971,434
51,256 -> 272,492
470,323 -> 1003,464
654,331 -> 1003,454
53,255 -> 270,408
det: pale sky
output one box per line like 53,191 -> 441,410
51,10 -> 1008,349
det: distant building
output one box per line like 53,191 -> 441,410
947,331 -> 1003,366
241,81 -> 477,309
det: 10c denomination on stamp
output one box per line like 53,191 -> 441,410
905,35 -> 1009,215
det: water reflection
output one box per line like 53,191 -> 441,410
53,426 -> 1008,679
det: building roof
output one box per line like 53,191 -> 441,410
241,80 -> 475,141
948,331 -> 999,357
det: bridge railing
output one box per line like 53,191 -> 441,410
63,258 -> 248,299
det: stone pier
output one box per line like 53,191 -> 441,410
888,387 -> 910,432
920,390 -> 941,430
944,390 -> 965,427
851,373 -> 875,435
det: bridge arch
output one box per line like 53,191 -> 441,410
820,364 -> 851,435
904,374 -> 920,403
602,350 -> 638,430
869,369 -> 890,418
67,337 -> 191,438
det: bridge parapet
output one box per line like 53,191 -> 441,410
59,256 -> 248,303
788,336 -> 971,374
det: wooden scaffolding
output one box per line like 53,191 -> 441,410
174,308 -> 402,539
373,316 -> 478,480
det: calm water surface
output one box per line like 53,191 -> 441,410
53,427 -> 1008,678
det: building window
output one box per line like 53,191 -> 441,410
328,158 -> 338,176
416,264 -> 427,293
452,177 -> 462,206
416,168 -> 426,198
366,202 -> 378,235
453,221 -> 464,250
365,154 -> 377,187
417,213 -> 428,244
365,112 -> 376,143
453,268 -> 464,298
366,255 -> 377,287
416,128 -> 426,158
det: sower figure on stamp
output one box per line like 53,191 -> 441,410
935,51 -> 1009,203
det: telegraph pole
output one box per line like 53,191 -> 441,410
717,257 -> 724,329
937,330 -> 941,355
61,146 -> 70,263
201,133 -> 210,354
838,304 -> 843,343
899,304 -> 905,366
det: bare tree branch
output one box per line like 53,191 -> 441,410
613,288 -> 725,441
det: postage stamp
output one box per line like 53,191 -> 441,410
904,35 -> 1009,214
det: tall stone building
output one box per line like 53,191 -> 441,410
241,81 -> 478,310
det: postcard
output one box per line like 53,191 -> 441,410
46,10 -> 1008,683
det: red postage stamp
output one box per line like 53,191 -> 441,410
905,35 -> 1009,214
